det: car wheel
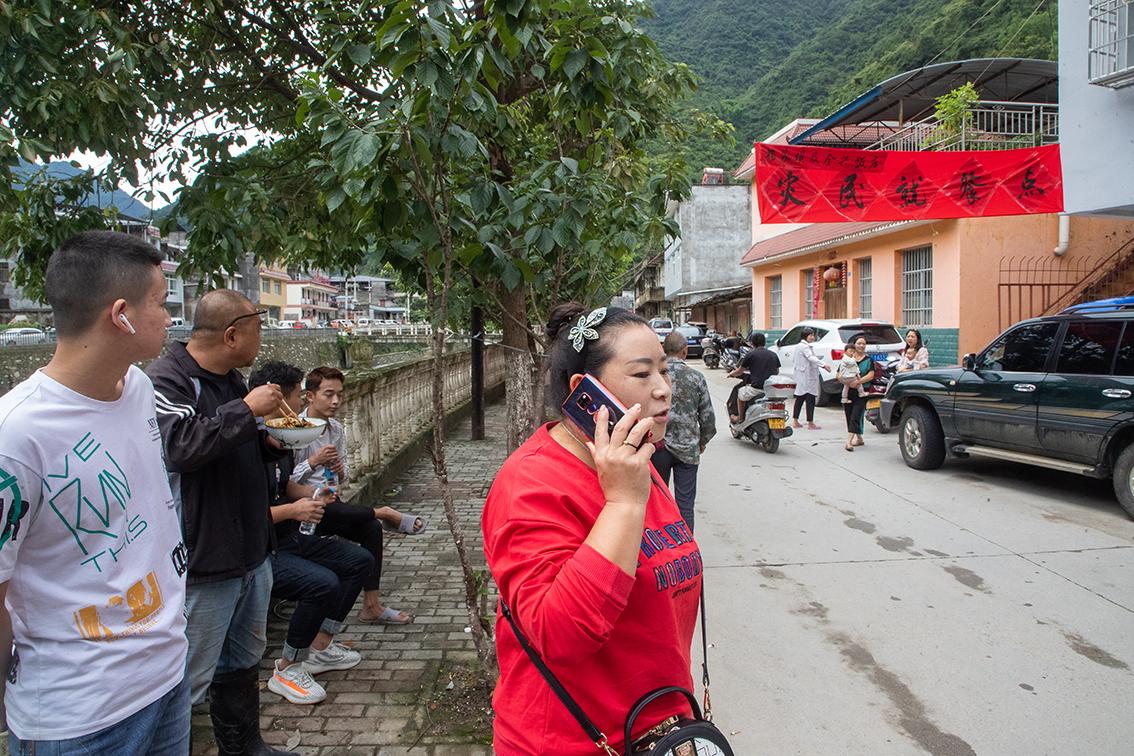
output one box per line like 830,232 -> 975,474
1110,444 -> 1134,520
759,434 -> 780,454
899,405 -> 946,470
815,390 -> 831,407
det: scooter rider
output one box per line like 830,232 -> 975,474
728,332 -> 780,424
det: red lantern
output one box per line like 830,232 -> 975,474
823,267 -> 840,283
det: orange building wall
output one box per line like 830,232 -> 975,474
955,215 -> 1134,356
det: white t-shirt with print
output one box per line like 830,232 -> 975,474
0,366 -> 188,740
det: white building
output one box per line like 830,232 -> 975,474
1060,1 -> 1134,216
286,276 -> 338,324
662,175 -> 753,321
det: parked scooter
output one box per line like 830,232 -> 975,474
726,373 -> 795,453
720,340 -> 751,373
701,336 -> 720,369
864,356 -> 900,434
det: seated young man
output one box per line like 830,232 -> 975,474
290,366 -> 423,625
249,362 -> 374,705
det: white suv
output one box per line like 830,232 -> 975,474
648,317 -> 674,342
767,319 -> 905,404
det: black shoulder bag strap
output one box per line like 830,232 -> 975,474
498,473 -> 712,754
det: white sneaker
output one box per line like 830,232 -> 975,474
304,642 -> 362,675
268,660 -> 326,704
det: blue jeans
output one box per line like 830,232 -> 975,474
273,534 -> 373,661
9,676 -> 189,755
651,446 -> 699,533
183,558 -> 273,705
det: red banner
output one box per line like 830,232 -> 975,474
754,143 -> 1063,223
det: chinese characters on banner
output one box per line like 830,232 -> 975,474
754,143 -> 1063,223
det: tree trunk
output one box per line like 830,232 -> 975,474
424,271 -> 497,683
501,284 -> 535,453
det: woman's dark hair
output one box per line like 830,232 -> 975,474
905,328 -> 924,350
545,302 -> 649,411
249,360 -> 304,394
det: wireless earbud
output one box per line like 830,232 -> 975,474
118,313 -> 137,335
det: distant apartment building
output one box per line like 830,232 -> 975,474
328,274 -> 408,321
286,275 -> 338,324
258,266 -> 290,321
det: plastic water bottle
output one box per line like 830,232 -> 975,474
323,466 -> 338,497
299,487 -> 323,536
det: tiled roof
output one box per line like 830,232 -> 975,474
740,221 -> 914,266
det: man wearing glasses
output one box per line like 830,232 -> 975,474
146,290 -> 295,755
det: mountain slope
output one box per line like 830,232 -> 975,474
644,0 -> 1058,175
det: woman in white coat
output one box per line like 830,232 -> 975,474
792,327 -> 831,429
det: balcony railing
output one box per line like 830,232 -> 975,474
870,102 -> 1059,152
1090,0 -> 1134,88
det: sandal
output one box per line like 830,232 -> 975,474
844,443 -> 854,452
383,512 -> 427,535
357,607 -> 414,625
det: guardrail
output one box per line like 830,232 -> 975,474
339,344 -> 506,498
0,331 -> 54,347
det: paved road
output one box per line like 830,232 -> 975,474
691,365 -> 1134,756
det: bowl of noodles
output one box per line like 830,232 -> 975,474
264,416 -> 328,449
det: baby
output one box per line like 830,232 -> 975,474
838,342 -> 860,404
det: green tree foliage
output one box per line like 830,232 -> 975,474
643,0 -> 1059,175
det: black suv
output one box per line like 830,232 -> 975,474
881,298 -> 1134,519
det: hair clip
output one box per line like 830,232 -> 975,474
569,307 -> 607,352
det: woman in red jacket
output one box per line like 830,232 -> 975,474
483,303 -> 703,755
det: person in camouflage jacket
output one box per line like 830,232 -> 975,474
652,331 -> 717,532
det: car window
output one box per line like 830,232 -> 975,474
779,326 -> 803,346
1113,324 -> 1134,376
978,322 -> 1058,372
1056,321 -> 1123,375
838,325 -> 902,344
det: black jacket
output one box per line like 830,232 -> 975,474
146,342 -> 283,584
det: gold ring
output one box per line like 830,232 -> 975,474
622,439 -> 637,447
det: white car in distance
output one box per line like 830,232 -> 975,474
767,319 -> 906,404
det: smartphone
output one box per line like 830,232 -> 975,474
561,374 -> 627,441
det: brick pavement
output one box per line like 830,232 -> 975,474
191,402 -> 509,755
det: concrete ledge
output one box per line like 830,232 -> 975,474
348,382 -> 506,504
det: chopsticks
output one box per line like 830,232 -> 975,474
279,401 -> 303,423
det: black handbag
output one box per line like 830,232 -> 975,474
499,586 -> 734,756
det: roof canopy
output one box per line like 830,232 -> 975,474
790,58 -> 1058,146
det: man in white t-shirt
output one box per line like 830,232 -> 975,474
0,231 -> 189,754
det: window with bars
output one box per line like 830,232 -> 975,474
274,281 -> 282,295
261,279 -> 271,294
165,275 -> 179,297
1090,1 -> 1134,88
901,246 -> 933,327
857,258 -> 873,318
802,268 -> 815,319
768,276 -> 782,329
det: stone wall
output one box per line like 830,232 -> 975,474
0,333 -> 427,396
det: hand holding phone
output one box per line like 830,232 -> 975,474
561,375 -> 627,441
561,374 -> 656,510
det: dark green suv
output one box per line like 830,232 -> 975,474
880,298 -> 1134,519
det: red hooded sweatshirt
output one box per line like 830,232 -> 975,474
483,424 -> 703,755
